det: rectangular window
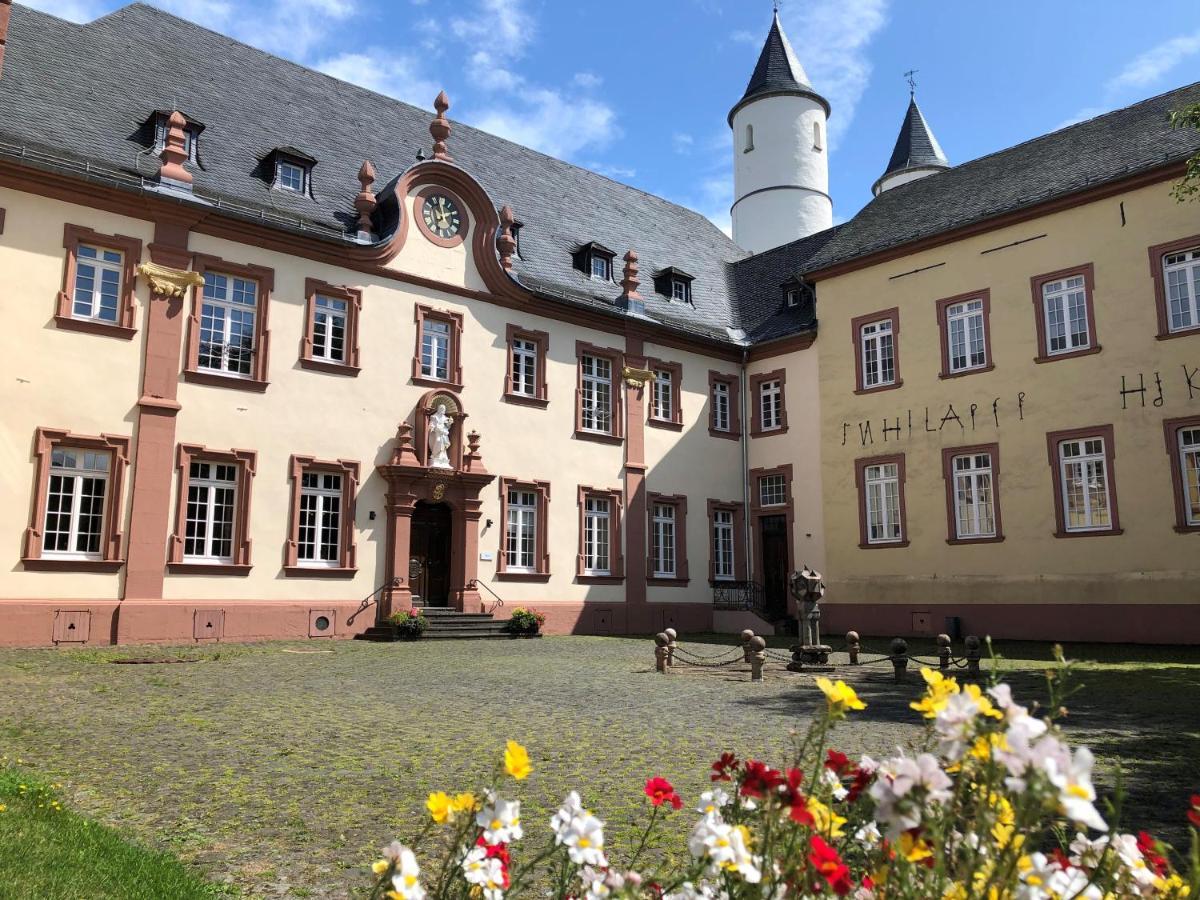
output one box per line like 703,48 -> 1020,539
759,474 -> 786,507
580,354 -> 613,433
1179,428 -> 1200,527
712,380 -> 730,432
671,278 -> 690,302
312,295 -> 347,363
183,461 -> 238,561
952,452 -> 996,539
583,497 -> 611,575
199,271 -> 258,377
712,509 -> 734,581
651,503 -> 676,577
421,318 -> 451,381
1059,438 -> 1112,532
946,298 -> 987,372
277,160 -> 306,193
297,471 -> 343,565
590,254 -> 611,280
505,488 -> 538,572
786,288 -> 799,308
652,369 -> 673,421
42,447 -> 109,558
72,245 -> 123,323
760,379 -> 782,431
511,338 -> 537,397
864,463 -> 903,544
1164,247 -> 1200,333
860,319 -> 895,388
1042,275 -> 1091,354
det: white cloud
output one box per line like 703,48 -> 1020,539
144,0 -> 358,59
672,132 -> 694,154
317,49 -> 440,106
471,89 -> 619,159
1054,106 -> 1107,131
1107,30 -> 1200,93
20,0 -> 106,21
573,71 -> 603,89
587,161 -> 637,180
450,0 -> 537,71
729,29 -> 758,45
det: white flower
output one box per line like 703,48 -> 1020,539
1018,852 -> 1101,900
1043,746 -> 1107,832
477,795 -> 523,844
558,810 -> 608,867
868,753 -> 952,838
696,788 -> 730,819
461,846 -> 506,900
550,790 -> 584,836
853,821 -> 881,846
387,846 -> 425,900
821,765 -> 849,801
662,881 -> 728,900
933,690 -> 988,761
581,866 -> 633,899
688,819 -> 761,883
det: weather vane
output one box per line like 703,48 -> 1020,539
904,69 -> 919,96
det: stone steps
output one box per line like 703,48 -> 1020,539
357,608 -> 537,642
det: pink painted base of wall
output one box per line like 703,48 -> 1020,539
821,603 -> 1200,645
523,601 -> 714,636
713,609 -> 776,635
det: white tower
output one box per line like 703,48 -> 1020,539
729,11 -> 832,254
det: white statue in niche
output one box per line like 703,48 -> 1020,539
428,402 -> 453,469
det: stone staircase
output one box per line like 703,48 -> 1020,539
359,607 -> 521,641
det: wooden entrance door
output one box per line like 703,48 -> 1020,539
760,514 -> 789,621
410,502 -> 452,607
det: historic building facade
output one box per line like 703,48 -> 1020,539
0,2 -> 1197,645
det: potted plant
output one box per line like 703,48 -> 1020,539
387,610 -> 428,640
505,607 -> 545,637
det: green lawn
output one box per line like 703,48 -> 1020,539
0,634 -> 1197,897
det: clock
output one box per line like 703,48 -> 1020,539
420,192 -> 462,241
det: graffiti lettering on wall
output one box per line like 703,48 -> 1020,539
841,392 -> 1027,449
1119,365 -> 1199,409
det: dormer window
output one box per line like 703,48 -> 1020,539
671,278 -> 691,303
590,253 -> 611,280
150,111 -> 201,161
783,278 -> 816,322
277,159 -> 306,192
653,267 -> 694,304
265,147 -> 316,197
573,242 -> 616,282
511,220 -> 524,258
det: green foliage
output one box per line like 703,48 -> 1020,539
506,607 -> 546,635
388,610 -> 429,637
1170,103 -> 1200,202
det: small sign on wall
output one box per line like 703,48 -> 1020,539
479,551 -> 494,561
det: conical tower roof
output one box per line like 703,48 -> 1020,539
873,96 -> 950,193
728,12 -> 830,124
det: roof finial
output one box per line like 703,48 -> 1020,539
354,160 -> 377,241
904,68 -> 918,97
496,205 -> 517,271
158,110 -> 193,188
430,90 -> 452,161
772,0 -> 779,12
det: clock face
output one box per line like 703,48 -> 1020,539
421,193 -> 462,241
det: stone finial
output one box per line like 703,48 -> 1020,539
936,633 -> 952,671
463,429 -> 488,475
430,90 -> 452,161
390,422 -> 421,466
621,249 -> 641,297
497,205 -> 517,271
158,110 -> 193,187
890,637 -> 908,684
354,160 -> 377,240
654,632 -> 670,674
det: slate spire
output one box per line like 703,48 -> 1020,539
872,95 -> 950,196
728,10 -> 830,124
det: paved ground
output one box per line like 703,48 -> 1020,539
0,634 -> 1197,897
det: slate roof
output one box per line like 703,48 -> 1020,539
729,11 -> 829,122
875,96 -> 949,189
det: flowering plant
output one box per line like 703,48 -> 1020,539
367,654 -> 1200,898
506,608 -> 546,636
388,610 -> 429,639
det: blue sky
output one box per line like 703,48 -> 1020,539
26,0 -> 1200,234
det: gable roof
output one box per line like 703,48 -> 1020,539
874,96 -> 949,191
729,12 -> 830,123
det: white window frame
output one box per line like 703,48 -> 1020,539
760,379 -> 782,431
72,244 -> 124,323
41,447 -> 109,560
505,488 -> 538,572
583,496 -> 611,576
421,318 -> 451,381
864,463 -> 903,544
712,508 -> 734,581
297,471 -> 343,567
589,253 -> 612,281
276,159 -> 307,194
952,452 -> 996,539
580,354 -> 613,434
1164,248 -> 1200,334
712,380 -> 730,432
1058,438 -> 1112,533
183,461 -> 238,562
1179,427 -> 1200,528
652,369 -> 673,421
511,337 -> 537,397
785,288 -> 799,309
759,474 -> 786,508
860,319 -> 895,388
651,502 -> 676,578
1042,275 -> 1091,354
670,278 -> 691,303
946,298 -> 987,373
198,271 -> 259,377
312,295 -> 348,363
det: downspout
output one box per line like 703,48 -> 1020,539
740,348 -> 752,586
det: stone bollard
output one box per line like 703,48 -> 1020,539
740,629 -> 755,663
965,635 -> 982,678
937,633 -> 952,671
664,628 -> 678,667
654,632 -> 670,674
890,637 -> 908,684
846,630 -> 861,665
748,636 -> 767,682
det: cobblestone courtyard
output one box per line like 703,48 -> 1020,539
1,635 -> 1198,897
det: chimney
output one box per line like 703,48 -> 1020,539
0,1 -> 13,80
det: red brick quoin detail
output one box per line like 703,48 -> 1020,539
283,455 -> 360,576
1045,424 -> 1122,538
55,224 -> 143,338
854,453 -> 910,549
412,303 -> 464,391
168,443 -> 257,573
707,371 -> 741,439
1162,415 -> 1200,533
935,288 -> 995,378
749,369 -> 788,437
300,278 -> 362,375
646,358 -> 683,430
503,324 -> 549,407
940,442 -> 1005,544
646,492 -> 688,585
576,485 -> 624,583
1030,264 -> 1101,363
22,427 -> 130,572
574,341 -> 625,444
185,253 -> 274,391
851,307 -> 902,394
496,477 -> 551,580
1148,233 -> 1200,340
706,499 -> 747,581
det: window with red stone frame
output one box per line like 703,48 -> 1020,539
412,303 -> 464,390
1148,234 -> 1200,340
708,371 -> 741,439
940,443 -> 1005,544
283,455 -> 359,576
300,279 -> 361,375
168,443 -> 257,573
646,358 -> 683,430
504,324 -> 549,407
1163,415 -> 1200,533
1030,264 -> 1101,363
647,492 -> 689,585
749,369 -> 788,437
707,499 -> 746,582
22,427 -> 130,572
1045,424 -> 1122,538
185,253 -> 274,391
854,453 -> 910,549
55,224 -> 143,339
935,289 -> 995,378
497,477 -> 551,580
851,307 -> 902,394
576,485 -> 624,582
575,341 -> 624,444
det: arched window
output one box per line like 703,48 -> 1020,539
744,123 -> 754,152
813,121 -> 823,151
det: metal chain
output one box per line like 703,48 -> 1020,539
670,654 -> 745,669
673,646 -> 743,663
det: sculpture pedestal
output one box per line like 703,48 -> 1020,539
787,644 -> 834,672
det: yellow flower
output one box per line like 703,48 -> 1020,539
942,883 -> 968,900
452,791 -> 477,813
806,797 -> 847,838
504,740 -> 532,780
815,677 -> 866,717
372,859 -> 390,875
426,791 -> 454,824
0,804 -> 6,813
963,683 -> 1004,720
900,831 -> 933,863
910,668 -> 960,718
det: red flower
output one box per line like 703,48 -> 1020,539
779,768 -> 815,825
740,760 -> 785,798
1137,832 -> 1169,877
846,766 -> 873,803
711,752 -> 739,782
645,776 -> 683,810
1051,848 -> 1073,871
475,838 -> 511,888
1189,795 -> 1200,829
809,834 -> 853,896
825,749 -> 852,775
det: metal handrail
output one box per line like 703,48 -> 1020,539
469,580 -> 505,616
711,580 -> 766,616
346,577 -> 400,626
